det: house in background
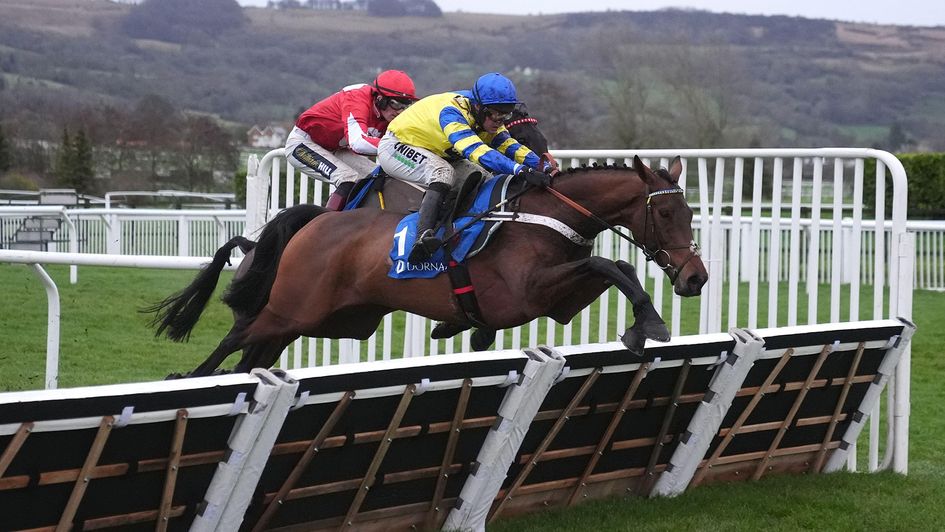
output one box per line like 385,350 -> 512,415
247,124 -> 288,149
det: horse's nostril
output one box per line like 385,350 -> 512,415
688,274 -> 707,290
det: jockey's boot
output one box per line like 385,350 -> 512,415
325,181 -> 355,211
408,182 -> 451,264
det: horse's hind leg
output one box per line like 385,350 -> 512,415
230,308 -> 303,372
471,328 -> 496,351
233,334 -> 299,373
431,321 -> 470,339
183,324 -> 247,378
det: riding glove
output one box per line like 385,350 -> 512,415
515,166 -> 552,188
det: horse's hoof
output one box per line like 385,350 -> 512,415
165,372 -> 185,380
471,328 -> 496,351
432,321 -> 469,339
620,329 -> 646,356
642,321 -> 671,343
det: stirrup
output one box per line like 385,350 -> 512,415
408,230 -> 442,263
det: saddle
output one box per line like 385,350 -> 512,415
346,170 -> 425,213
347,168 -> 494,231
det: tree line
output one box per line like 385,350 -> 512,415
0,95 -> 239,195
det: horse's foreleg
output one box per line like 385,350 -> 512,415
595,257 -> 670,352
534,256 -> 667,354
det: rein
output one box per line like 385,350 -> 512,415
545,184 -> 700,284
435,170 -> 701,285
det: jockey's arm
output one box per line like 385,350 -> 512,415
342,91 -> 381,156
440,109 -> 538,175
489,130 -> 541,169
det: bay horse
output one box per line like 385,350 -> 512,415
157,107 -> 557,352
150,156 -> 707,377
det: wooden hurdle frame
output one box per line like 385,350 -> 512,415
0,319 -> 915,531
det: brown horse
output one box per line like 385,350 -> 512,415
187,107 -> 556,352
150,156 -> 707,377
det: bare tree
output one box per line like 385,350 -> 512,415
660,39 -> 749,148
171,115 -> 237,191
122,95 -> 181,183
516,73 -> 588,148
587,32 -> 668,149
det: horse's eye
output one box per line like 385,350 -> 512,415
658,208 -> 672,218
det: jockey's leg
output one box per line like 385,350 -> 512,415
377,132 -> 456,263
326,150 -> 376,210
284,127 -> 360,210
324,181 -> 354,211
409,181 -> 450,263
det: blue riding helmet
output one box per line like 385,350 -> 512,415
470,72 -> 521,106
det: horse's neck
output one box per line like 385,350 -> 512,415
550,169 -> 647,233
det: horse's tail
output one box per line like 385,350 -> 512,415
223,203 -> 327,318
147,235 -> 253,342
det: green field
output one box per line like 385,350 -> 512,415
1,264 -> 944,530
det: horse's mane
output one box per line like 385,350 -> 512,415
554,163 -> 676,189
557,163 -> 632,176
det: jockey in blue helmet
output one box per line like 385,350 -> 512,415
377,72 -> 548,263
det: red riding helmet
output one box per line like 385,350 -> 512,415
373,70 -> 418,101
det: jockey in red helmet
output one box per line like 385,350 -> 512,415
284,70 -> 418,210
376,72 -> 546,263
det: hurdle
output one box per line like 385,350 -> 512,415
0,318 -> 914,531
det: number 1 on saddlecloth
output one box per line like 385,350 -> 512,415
394,225 -> 409,257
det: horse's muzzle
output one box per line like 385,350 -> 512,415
674,267 -> 708,297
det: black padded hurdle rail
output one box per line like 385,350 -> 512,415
0,319 -> 915,532
0,372 -> 264,531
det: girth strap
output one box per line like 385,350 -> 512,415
444,240 -> 489,328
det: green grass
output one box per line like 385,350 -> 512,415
1,264 -> 944,530
0,264 -> 236,389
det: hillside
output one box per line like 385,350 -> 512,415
1,0 -> 944,155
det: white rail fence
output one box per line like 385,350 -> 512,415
0,207 -> 244,258
2,208 -> 942,290
0,147 -> 917,474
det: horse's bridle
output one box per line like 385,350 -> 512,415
504,117 -> 538,128
639,187 -> 702,284
545,185 -> 701,285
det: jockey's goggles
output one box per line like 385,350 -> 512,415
386,97 -> 414,111
484,105 -> 515,122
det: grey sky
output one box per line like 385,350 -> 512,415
237,0 -> 945,27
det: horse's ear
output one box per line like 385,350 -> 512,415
668,156 -> 683,183
633,155 -> 658,185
